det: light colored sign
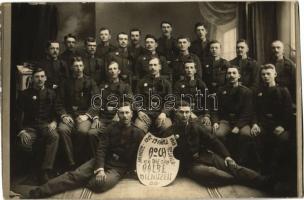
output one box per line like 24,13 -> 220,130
136,132 -> 179,187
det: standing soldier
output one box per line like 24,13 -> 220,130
135,34 -> 171,79
230,39 -> 260,92
60,34 -> 81,67
106,32 -> 133,83
128,28 -> 145,66
269,40 -> 296,103
82,37 -> 106,85
173,59 -> 211,130
135,56 -> 172,134
57,57 -> 99,166
157,21 -> 179,63
212,65 -> 254,166
171,36 -> 202,83
16,68 -> 67,183
203,40 -> 230,93
96,27 -> 116,59
190,22 -> 210,64
38,40 -> 69,91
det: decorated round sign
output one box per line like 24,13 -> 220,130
136,132 -> 179,187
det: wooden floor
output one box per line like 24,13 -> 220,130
11,175 -> 269,199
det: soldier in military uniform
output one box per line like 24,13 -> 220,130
170,36 -> 202,83
57,57 -> 99,166
87,61 -> 133,148
190,22 -> 210,64
269,40 -> 296,103
16,68 -> 67,183
135,34 -> 171,79
29,102 -> 145,198
230,39 -> 260,92
106,32 -> 133,83
162,101 -> 270,190
202,40 -> 230,93
173,59 -> 211,130
96,27 -> 116,59
156,21 -> 179,62
135,56 -> 172,134
128,28 -> 145,65
60,33 -> 81,67
212,65 -> 254,166
81,37 -> 106,85
251,64 -> 293,182
38,40 -> 69,91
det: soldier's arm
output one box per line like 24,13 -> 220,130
194,55 -> 202,79
251,60 -> 260,93
236,89 -> 253,128
281,87 -> 293,129
94,126 -> 110,170
16,91 -> 25,132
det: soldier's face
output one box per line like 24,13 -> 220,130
226,68 -> 240,83
145,38 -> 157,52
65,37 -> 76,50
118,34 -> 129,48
107,62 -> 121,79
99,30 -> 111,42
86,41 -> 97,55
72,61 -> 84,75
148,58 -> 161,75
210,43 -> 221,57
130,31 -> 141,45
272,41 -> 284,58
32,71 -> 47,88
261,68 -> 277,84
161,23 -> 172,37
48,43 -> 60,59
184,62 -> 197,77
117,106 -> 133,125
176,106 -> 191,124
236,42 -> 249,57
178,39 -> 190,51
196,25 -> 207,39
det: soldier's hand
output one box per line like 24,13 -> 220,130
91,119 -> 102,129
231,127 -> 239,134
250,124 -> 261,136
112,113 -> 120,122
201,116 -> 211,126
62,116 -> 74,126
224,157 -> 237,168
76,115 -> 89,123
138,111 -> 150,124
274,126 -> 285,136
19,130 -> 31,145
48,121 -> 57,132
95,170 -> 107,184
212,123 -> 219,133
156,112 -> 166,127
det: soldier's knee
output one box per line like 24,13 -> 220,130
157,118 -> 172,132
134,118 -> 149,133
87,129 -> 99,137
47,130 -> 59,142
58,123 -> 73,135
77,125 -> 90,136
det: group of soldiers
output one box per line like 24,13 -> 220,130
15,21 -> 297,197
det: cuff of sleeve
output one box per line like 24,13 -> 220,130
94,168 -> 104,174
61,114 -> 69,119
86,113 -> 93,120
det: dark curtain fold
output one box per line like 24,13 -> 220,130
247,2 -> 278,63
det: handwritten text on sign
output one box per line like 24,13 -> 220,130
137,133 -> 179,187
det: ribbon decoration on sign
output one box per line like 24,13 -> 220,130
136,132 -> 179,187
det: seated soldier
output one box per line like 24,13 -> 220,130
135,34 -> 171,80
212,65 -> 254,166
173,59 -> 211,130
28,102 -> 145,198
162,101 -> 271,191
105,32 -> 133,84
251,64 -> 293,183
87,60 -> 133,146
57,56 -> 99,167
81,37 -> 106,85
170,36 -> 202,83
16,68 -> 67,183
135,56 -> 172,134
202,40 -> 230,93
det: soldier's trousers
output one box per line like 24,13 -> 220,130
187,151 -> 266,188
35,159 -> 127,197
18,125 -> 59,170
